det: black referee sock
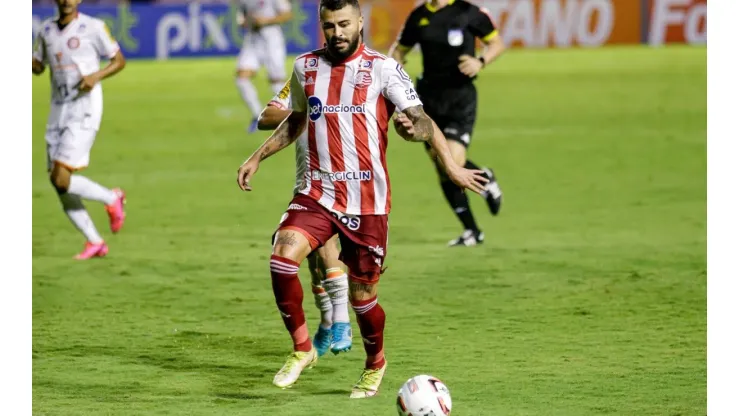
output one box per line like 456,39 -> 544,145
440,180 -> 480,233
464,160 -> 495,181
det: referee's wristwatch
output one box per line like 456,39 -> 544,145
477,56 -> 486,68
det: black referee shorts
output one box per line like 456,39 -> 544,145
416,78 -> 477,150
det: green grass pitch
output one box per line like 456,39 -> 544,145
32,46 -> 706,415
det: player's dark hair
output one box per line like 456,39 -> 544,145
319,0 -> 361,11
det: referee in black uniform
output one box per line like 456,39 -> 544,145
390,0 -> 505,247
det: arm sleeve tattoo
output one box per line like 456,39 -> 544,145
257,111 -> 307,161
402,105 -> 435,142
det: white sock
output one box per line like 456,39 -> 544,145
235,77 -> 262,118
312,285 -> 333,329
270,81 -> 284,95
59,193 -> 104,244
68,175 -> 117,205
324,268 -> 350,324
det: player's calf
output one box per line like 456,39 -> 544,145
269,230 -> 319,388
324,268 -> 352,354
348,278 -> 386,398
270,230 -> 313,349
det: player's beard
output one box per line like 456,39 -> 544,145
327,33 -> 361,63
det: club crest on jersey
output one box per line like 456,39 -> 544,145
305,57 -> 319,70
354,72 -> 373,89
67,37 -> 80,50
448,29 -> 464,46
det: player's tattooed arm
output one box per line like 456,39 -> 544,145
258,105 -> 291,131
256,111 -> 307,161
401,105 -> 435,142
237,111 -> 306,192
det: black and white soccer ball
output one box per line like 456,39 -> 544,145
396,375 -> 452,416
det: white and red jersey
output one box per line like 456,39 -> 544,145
33,13 -> 120,130
288,44 -> 422,216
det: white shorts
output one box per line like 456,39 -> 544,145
45,122 -> 97,171
236,28 -> 287,81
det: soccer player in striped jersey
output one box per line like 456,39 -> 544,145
258,81 -> 354,358
236,0 -> 488,398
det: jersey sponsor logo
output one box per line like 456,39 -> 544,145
395,63 -> 411,82
67,36 -> 80,49
307,96 -> 366,121
359,59 -> 373,70
368,245 -> 385,257
305,57 -> 319,70
330,211 -> 361,231
354,71 -> 373,89
447,28 -> 464,46
311,169 -> 372,183
405,88 -> 417,101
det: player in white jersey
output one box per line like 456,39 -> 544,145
234,0 -> 293,133
236,0 -> 488,398
32,0 -> 127,260
258,80 -> 354,358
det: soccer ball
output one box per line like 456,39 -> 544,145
396,375 -> 452,416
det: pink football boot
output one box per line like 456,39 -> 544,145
105,188 -> 126,233
74,242 -> 109,260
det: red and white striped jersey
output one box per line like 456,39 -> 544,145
289,44 -> 422,216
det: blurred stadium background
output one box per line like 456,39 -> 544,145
32,1 -> 706,415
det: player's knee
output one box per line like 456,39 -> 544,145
49,164 -> 71,193
349,279 -> 378,301
272,229 -> 312,261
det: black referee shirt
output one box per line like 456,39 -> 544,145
396,0 -> 498,87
